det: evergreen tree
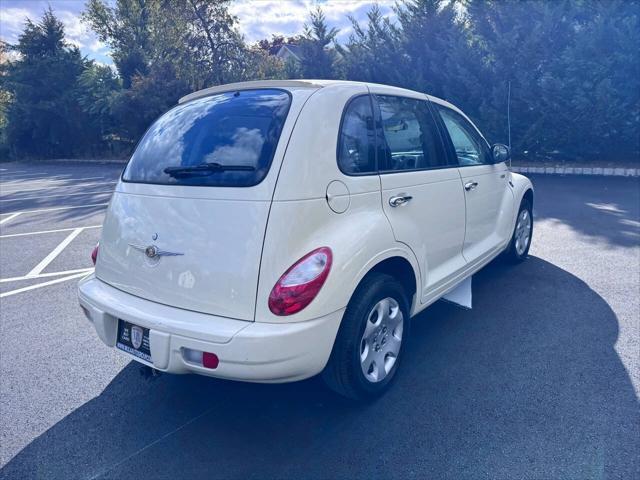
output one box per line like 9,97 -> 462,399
465,0 -> 580,153
1,8 -> 92,158
299,7 -> 341,79
339,4 -> 404,86
394,0 -> 471,97
550,0 -> 640,159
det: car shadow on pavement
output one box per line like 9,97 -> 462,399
530,175 -> 640,248
2,256 -> 639,479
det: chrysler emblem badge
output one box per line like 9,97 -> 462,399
131,325 -> 143,350
128,242 -> 184,258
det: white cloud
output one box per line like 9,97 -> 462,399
0,0 -> 396,65
0,2 -> 111,63
0,7 -> 33,38
230,0 -> 396,43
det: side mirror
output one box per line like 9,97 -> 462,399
491,143 -> 511,164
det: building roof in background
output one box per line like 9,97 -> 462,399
275,44 -> 304,61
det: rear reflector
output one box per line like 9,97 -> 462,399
182,348 -> 219,369
203,352 -> 219,369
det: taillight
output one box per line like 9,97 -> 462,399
91,243 -> 99,266
268,247 -> 332,316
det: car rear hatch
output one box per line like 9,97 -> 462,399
96,87 -> 315,321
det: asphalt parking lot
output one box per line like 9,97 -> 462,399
0,161 -> 638,479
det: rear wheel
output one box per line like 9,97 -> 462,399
322,273 -> 409,400
504,198 -> 533,262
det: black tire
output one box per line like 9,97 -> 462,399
322,273 -> 410,400
504,197 -> 533,263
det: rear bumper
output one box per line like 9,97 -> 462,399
78,274 -> 344,383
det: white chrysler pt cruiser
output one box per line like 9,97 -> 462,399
78,80 -> 533,399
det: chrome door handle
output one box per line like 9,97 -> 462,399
389,195 -> 413,207
464,181 -> 478,191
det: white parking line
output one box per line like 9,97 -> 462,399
0,225 -> 101,239
0,190 -> 114,202
0,271 -> 90,298
1,203 -> 109,215
1,268 -> 94,283
26,228 -> 85,277
0,212 -> 21,225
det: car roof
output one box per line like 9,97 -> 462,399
178,79 -> 455,110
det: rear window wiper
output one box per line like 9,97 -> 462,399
164,162 -> 255,177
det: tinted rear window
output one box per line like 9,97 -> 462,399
122,89 -> 291,187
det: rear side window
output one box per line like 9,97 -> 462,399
123,89 -> 291,187
338,96 -> 376,175
375,95 -> 448,172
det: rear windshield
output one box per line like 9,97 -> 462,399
122,89 -> 291,187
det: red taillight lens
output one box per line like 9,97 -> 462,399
202,352 -> 219,369
268,247 -> 332,316
91,243 -> 99,266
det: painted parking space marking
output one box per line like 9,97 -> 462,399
0,166 -> 115,298
1,268 -> 94,283
0,225 -> 101,239
0,212 -> 21,225
26,228 -> 85,277
0,271 -> 90,298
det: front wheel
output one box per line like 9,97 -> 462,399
322,273 -> 409,400
504,198 -> 533,262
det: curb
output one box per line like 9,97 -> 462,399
511,166 -> 639,177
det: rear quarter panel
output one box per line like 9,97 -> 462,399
255,194 -> 421,323
255,84 -> 421,323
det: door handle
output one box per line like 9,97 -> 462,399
389,194 -> 413,207
464,181 -> 478,191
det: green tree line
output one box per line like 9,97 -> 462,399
0,0 -> 638,162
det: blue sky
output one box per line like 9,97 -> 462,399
1,0 -> 395,66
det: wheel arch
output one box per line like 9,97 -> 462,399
351,251 -> 420,316
509,172 -> 534,227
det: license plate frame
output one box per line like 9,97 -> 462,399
116,319 -> 152,363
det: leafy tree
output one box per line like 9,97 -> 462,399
109,61 -> 189,145
1,8 -> 92,158
0,43 -> 11,159
299,7 -> 341,79
83,0 -> 248,148
84,0 -> 249,90
244,48 -> 287,80
163,0 -> 249,88
83,0 -> 154,88
76,63 -> 122,153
